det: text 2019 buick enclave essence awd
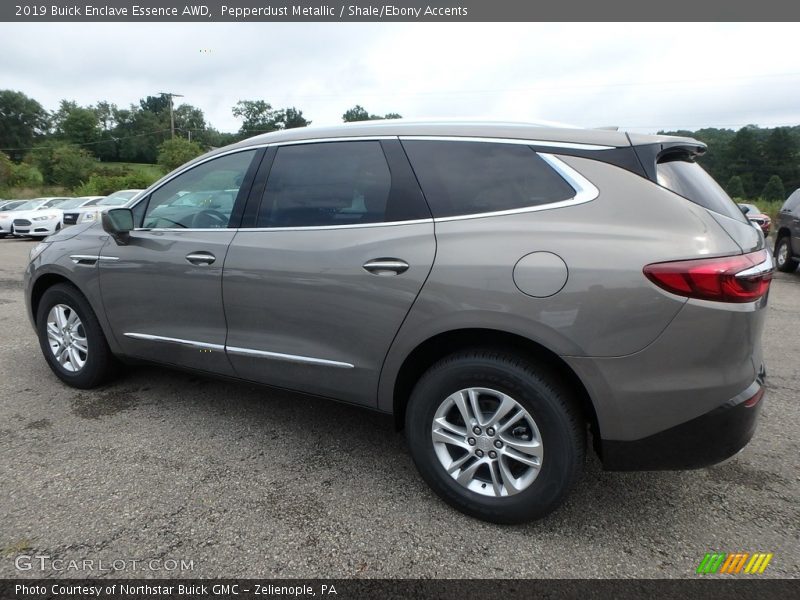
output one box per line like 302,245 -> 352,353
25,121 -> 772,523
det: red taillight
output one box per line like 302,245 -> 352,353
643,249 -> 773,303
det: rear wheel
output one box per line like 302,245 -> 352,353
405,349 -> 585,523
775,236 -> 798,272
36,283 -> 119,388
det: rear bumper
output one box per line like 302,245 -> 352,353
601,378 -> 764,471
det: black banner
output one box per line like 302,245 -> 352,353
1,579 -> 798,600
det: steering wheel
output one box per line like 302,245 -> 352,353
190,209 -> 229,229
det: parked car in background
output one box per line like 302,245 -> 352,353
774,188 -> 800,272
738,203 -> 771,236
0,200 -> 26,212
62,190 -> 143,226
24,122 -> 771,523
75,196 -> 106,207
0,199 -> 51,237
10,197 -> 74,238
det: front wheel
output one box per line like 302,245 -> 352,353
36,283 -> 119,388
405,350 -> 585,523
775,236 -> 798,273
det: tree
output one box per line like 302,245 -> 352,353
232,100 -> 282,136
25,141 -> 97,187
281,107 -> 310,129
0,90 -> 50,160
725,126 -> 763,197
157,137 -> 204,172
761,175 -> 785,201
342,105 -> 402,122
53,101 -> 100,148
140,95 -> 171,116
726,175 -> 745,199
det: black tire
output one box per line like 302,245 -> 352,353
775,236 -> 798,273
405,349 -> 585,524
36,283 -> 119,388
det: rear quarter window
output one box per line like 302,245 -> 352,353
656,158 -> 747,222
402,140 -> 576,218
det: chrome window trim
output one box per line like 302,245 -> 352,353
130,135 -> 603,232
432,152 -> 599,223
398,135 -> 614,151
226,346 -> 354,369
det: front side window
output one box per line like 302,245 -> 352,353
257,141 -> 391,227
402,140 -> 576,218
140,150 -> 256,229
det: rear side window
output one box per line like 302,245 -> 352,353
402,141 -> 576,218
258,141 -> 392,227
656,158 -> 747,222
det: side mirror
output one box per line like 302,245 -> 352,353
739,205 -> 750,215
102,208 -> 134,245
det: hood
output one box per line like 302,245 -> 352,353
45,221 -> 96,241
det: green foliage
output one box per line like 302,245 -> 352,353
1,150 -> 44,190
232,101 -> 310,136
0,90 -> 50,161
25,141 -> 97,187
761,175 -> 785,201
157,137 -> 205,172
73,171 -> 156,197
726,175 -> 745,199
662,124 -> 800,201
342,105 -> 403,122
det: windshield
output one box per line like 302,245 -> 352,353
739,203 -> 759,214
0,201 -> 25,211
97,192 -> 137,206
12,200 -> 43,211
41,198 -> 69,208
55,199 -> 86,209
656,158 -> 747,222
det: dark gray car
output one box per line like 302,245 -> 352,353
774,188 -> 800,272
25,121 -> 773,523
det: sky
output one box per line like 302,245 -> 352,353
2,22 -> 800,134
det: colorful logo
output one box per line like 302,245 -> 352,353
696,552 -> 773,574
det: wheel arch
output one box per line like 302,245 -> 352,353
389,328 -> 601,444
30,272 -> 78,325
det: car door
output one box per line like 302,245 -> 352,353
223,139 -> 435,406
99,148 -> 262,375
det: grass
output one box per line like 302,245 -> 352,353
103,162 -> 165,180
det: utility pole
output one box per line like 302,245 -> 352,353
159,92 -> 183,139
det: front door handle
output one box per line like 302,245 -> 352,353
186,251 -> 216,265
362,258 -> 409,275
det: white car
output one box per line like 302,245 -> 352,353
8,197 -> 75,238
63,189 -> 144,226
0,198 -> 59,237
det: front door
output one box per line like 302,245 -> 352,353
99,149 -> 260,375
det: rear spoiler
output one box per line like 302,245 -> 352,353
626,133 -> 707,182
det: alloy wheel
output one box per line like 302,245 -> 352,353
431,387 -> 543,497
46,304 -> 88,372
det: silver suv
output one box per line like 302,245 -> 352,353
25,122 -> 772,523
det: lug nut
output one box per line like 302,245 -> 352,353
468,437 -> 476,446
494,440 -> 503,448
487,427 -> 495,436
488,450 -> 497,459
473,426 -> 482,435
476,449 -> 484,457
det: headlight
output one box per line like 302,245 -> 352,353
32,214 -> 56,221
80,212 -> 97,222
29,242 -> 48,262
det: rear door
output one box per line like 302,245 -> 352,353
223,139 -> 435,406
99,148 -> 262,375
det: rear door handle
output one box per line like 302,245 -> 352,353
362,258 -> 409,275
186,251 -> 216,265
